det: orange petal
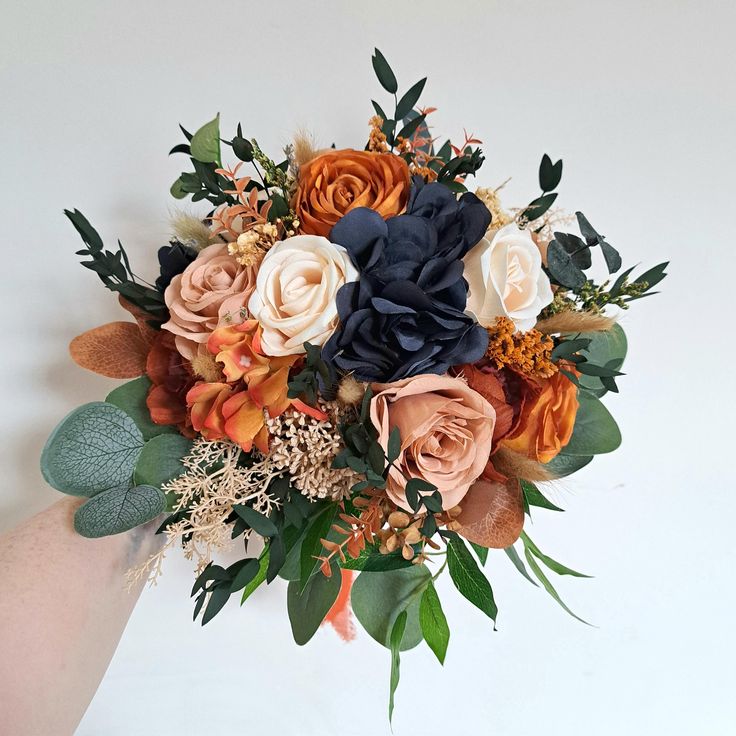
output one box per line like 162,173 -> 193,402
248,367 -> 291,415
456,478 -> 524,549
323,569 -> 356,642
69,322 -> 149,378
222,391 -> 265,451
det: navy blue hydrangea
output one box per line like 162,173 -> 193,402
155,241 -> 198,292
321,180 -> 491,382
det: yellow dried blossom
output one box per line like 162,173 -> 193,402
475,186 -> 513,230
368,115 -> 389,153
227,222 -> 279,267
485,316 -> 557,378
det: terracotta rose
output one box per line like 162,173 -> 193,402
294,149 -> 410,237
370,374 -> 495,512
502,369 -> 579,463
162,243 -> 257,361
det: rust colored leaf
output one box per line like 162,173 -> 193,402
69,321 -> 149,378
118,295 -> 158,346
456,478 -> 524,549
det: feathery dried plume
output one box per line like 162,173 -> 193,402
337,375 -> 365,407
189,352 -> 223,383
536,312 -> 617,335
493,447 -> 555,483
293,129 -> 322,168
171,212 -> 216,251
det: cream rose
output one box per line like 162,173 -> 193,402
370,374 -> 496,512
463,223 -> 553,331
247,234 -> 358,356
162,243 -> 256,361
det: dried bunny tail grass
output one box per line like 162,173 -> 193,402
494,448 -> 554,483
337,374 -> 365,407
536,311 -> 617,335
171,212 -> 215,251
189,352 -> 223,383
293,129 -> 324,168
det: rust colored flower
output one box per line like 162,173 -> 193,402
501,369 -> 579,463
186,321 -> 327,452
294,149 -> 410,237
145,330 -> 197,437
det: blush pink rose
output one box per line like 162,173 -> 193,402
370,374 -> 496,512
162,243 -> 257,360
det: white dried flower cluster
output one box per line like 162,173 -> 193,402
267,402 -> 358,500
127,439 -> 282,586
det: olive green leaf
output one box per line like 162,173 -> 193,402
74,483 -> 166,537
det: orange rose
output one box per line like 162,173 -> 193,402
501,370 -> 578,463
294,149 -> 410,237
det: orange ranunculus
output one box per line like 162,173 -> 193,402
294,149 -> 410,237
501,369 -> 579,464
187,321 -> 327,451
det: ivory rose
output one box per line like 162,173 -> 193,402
294,149 -> 410,237
370,375 -> 495,512
502,369 -> 579,463
463,223 -> 553,332
162,243 -> 257,360
247,235 -> 358,356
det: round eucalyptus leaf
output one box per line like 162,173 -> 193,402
351,565 -> 430,651
41,402 -> 144,496
564,393 -> 622,456
576,324 -> 627,396
74,484 -> 166,538
544,453 -> 594,478
134,433 -> 192,488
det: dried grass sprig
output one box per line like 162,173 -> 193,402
536,312 -> 617,335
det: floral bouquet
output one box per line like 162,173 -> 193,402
41,49 -> 666,715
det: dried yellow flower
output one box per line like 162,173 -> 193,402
475,186 -> 513,230
486,317 -> 557,378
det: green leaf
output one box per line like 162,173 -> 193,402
387,426 -> 401,463
372,48 -> 398,94
523,546 -> 590,624
395,78 -> 426,119
340,545 -> 414,572
521,531 -> 591,578
419,580 -> 450,664
523,192 -> 558,222
544,453 -> 593,477
299,505 -> 337,591
190,114 -> 221,164
74,483 -> 165,537
241,548 -> 270,603
504,546 -> 538,586
351,565 -> 430,651
447,537 -> 497,623
229,558 -> 260,593
232,136 -> 253,162
41,402 -> 144,497
563,392 -> 621,455
233,505 -> 278,537
396,113 -> 426,142
201,585 -> 231,625
106,376 -> 176,441
547,239 -> 587,289
170,177 -> 188,199
287,566 -> 342,645
576,324 -> 628,397
388,610 -> 407,723
539,154 -> 563,192
470,542 -> 489,565
520,480 -> 564,512
134,434 -> 192,488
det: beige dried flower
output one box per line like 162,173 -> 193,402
267,402 -> 359,500
337,375 -> 365,407
475,185 -> 513,230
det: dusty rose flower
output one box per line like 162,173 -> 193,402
370,374 -> 495,512
162,243 -> 257,360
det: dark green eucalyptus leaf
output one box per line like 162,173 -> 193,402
396,114 -> 426,142
299,505 -> 337,591
547,240 -> 587,289
395,78 -> 427,119
520,480 -> 564,512
201,584 -> 231,625
232,136 -> 253,162
372,48 -> 398,94
340,546 -> 413,571
564,392 -> 621,455
523,192 -> 558,222
470,542 -> 489,565
544,453 -> 593,477
387,426 -> 401,463
539,154 -> 563,192
232,505 -> 278,537
599,240 -> 622,273
504,546 -> 538,586
372,100 -> 388,121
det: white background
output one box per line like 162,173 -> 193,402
1,1 -> 735,734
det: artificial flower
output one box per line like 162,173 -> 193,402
323,192 -> 490,381
162,243 -> 257,361
463,222 -> 554,331
247,235 -> 359,356
502,369 -> 579,463
145,330 -> 197,436
155,241 -> 198,291
294,149 -> 410,237
370,374 -> 496,512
